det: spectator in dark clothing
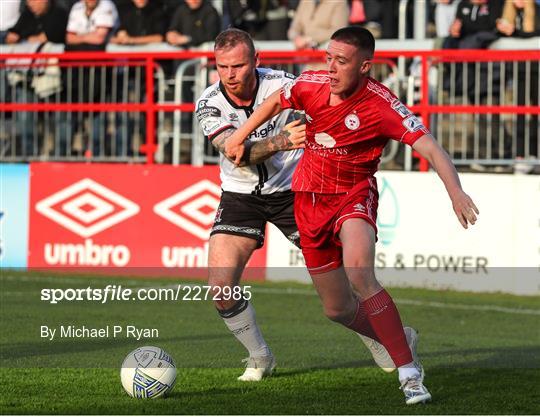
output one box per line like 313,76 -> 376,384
497,0 -> 540,170
223,0 -> 291,40
348,0 -> 398,39
55,0 -> 77,12
110,0 -> 165,45
443,0 -> 510,165
166,0 -> 221,47
5,0 -> 68,44
447,0 -> 502,42
443,0 -> 503,96
109,0 -> 165,157
5,0 -> 69,159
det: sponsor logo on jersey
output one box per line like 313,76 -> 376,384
228,113 -> 239,122
205,89 -> 220,98
201,117 -> 222,136
196,100 -> 221,121
247,120 -> 276,139
307,140 -> 349,155
314,132 -> 336,148
402,115 -> 425,133
345,113 -> 360,130
305,113 -> 313,123
263,73 -> 285,80
391,99 -> 412,118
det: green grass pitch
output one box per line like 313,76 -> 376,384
1,270 -> 539,414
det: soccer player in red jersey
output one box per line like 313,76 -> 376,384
225,26 -> 479,405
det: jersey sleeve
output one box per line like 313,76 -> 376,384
94,2 -> 117,29
380,99 -> 429,146
195,97 -> 233,140
280,72 -> 313,111
66,7 -> 80,34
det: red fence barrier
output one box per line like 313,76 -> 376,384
2,49 -> 539,167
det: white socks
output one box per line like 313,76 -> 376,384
221,301 -> 271,358
398,361 -> 421,383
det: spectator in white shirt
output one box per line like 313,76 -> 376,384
0,0 -> 22,43
65,0 -> 118,49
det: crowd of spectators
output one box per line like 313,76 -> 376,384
3,0 -> 538,49
1,0 -> 539,168
0,0 -> 419,49
0,0 -> 540,47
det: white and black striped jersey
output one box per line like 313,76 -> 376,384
196,68 -> 303,195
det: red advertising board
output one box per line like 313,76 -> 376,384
29,163 -> 266,279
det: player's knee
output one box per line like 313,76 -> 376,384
343,261 -> 374,275
323,306 -> 353,324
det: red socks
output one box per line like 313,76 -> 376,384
362,289 -> 413,367
345,299 -> 380,341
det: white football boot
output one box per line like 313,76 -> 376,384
358,326 -> 418,373
400,372 -> 432,405
237,354 -> 276,381
399,328 -> 431,405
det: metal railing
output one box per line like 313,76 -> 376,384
1,47 -> 539,171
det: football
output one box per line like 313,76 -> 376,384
120,346 -> 177,398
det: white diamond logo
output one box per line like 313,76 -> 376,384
62,192 -> 114,224
153,179 -> 221,240
35,178 -> 140,238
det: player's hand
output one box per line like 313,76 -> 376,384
449,19 -> 462,38
496,19 -> 515,36
224,134 -> 246,166
281,119 -> 306,150
451,190 -> 479,229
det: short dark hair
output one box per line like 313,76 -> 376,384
214,28 -> 256,57
330,26 -> 375,58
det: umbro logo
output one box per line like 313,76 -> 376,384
153,180 -> 221,240
353,203 -> 365,213
35,178 -> 140,238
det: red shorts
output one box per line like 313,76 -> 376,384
294,178 -> 378,274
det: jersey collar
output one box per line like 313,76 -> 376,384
219,69 -> 260,111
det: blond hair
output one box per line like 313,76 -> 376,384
501,0 -> 536,33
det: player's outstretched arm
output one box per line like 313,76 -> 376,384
224,89 -> 284,165
412,134 -> 479,229
243,119 -> 306,166
213,121 -> 305,167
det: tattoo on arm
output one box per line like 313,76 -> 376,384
211,128 -> 236,163
211,127 -> 295,167
242,130 -> 294,166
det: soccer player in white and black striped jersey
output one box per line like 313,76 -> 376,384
195,28 -> 305,381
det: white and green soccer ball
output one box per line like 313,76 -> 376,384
120,346 -> 176,398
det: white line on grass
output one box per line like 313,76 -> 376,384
141,284 -> 540,316
249,287 -> 540,316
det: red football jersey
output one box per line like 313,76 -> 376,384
280,71 -> 429,194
